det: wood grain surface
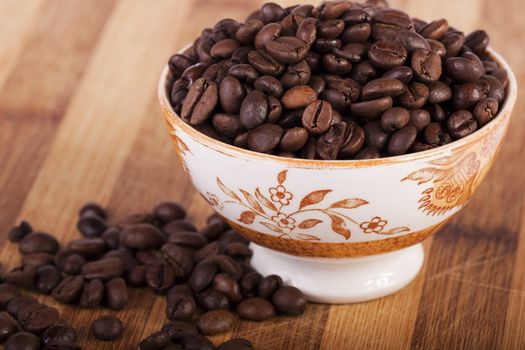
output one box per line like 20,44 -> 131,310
0,0 -> 523,349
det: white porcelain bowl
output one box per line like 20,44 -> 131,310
158,48 -> 517,303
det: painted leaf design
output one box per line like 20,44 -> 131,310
277,170 -> 287,184
299,190 -> 332,210
328,213 -> 351,239
239,211 -> 256,224
260,222 -> 285,233
240,190 -> 265,214
255,188 -> 277,212
329,198 -> 368,209
402,168 -> 446,185
217,178 -> 241,202
296,233 -> 321,241
380,226 -> 410,235
298,219 -> 323,229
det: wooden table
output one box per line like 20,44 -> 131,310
1,0 -> 523,349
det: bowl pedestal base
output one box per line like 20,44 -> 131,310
250,243 -> 424,304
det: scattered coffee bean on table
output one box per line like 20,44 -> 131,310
167,0 -> 508,159
91,316 -> 123,341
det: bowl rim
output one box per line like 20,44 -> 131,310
158,46 -> 517,168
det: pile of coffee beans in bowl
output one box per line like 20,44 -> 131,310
167,0 -> 508,160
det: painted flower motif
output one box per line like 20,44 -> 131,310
360,216 -> 387,234
206,192 -> 223,210
271,213 -> 296,230
269,185 -> 293,206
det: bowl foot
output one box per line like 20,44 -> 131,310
250,243 -> 424,304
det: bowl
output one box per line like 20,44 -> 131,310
158,47 -> 517,303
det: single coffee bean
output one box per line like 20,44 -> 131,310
258,275 -> 283,299
18,303 -> 59,333
21,252 -> 55,267
5,332 -> 40,350
211,254 -> 244,280
41,325 -> 77,346
339,122 -> 365,158
427,39 -> 446,57
247,50 -> 286,76
194,241 -> 222,263
189,260 -> 218,292
166,285 -> 196,321
364,120 -> 391,151
6,296 -> 37,318
409,109 -> 431,132
428,81 -> 452,104
260,2 -> 286,23
254,75 -> 284,98
105,278 -> 128,311
441,32 -> 465,58
447,110 -> 478,140
308,75 -> 326,96
161,243 -> 195,277
8,221 -> 32,243
368,40 -> 407,69
465,30 -> 489,55
333,42 -> 367,63
312,1 -> 351,20
341,23 -> 371,43
52,276 -> 84,304
228,64 -> 259,85
81,257 -> 124,281
55,251 -> 86,275
182,334 -> 215,350
395,29 -> 430,52
381,107 -> 410,132
161,320 -> 198,342
419,18 -> 449,40
197,309 -> 236,335
350,96 -> 393,119
236,19 -> 264,45
211,39 -> 240,59
0,284 -> 21,308
237,297 -> 276,321
387,125 -> 418,155
168,231 -> 208,248
126,265 -> 148,287
217,338 -> 254,350
424,122 -> 452,146
280,61 -> 311,89
445,57 -> 483,83
316,122 -> 347,160
163,219 -> 197,235
247,123 -> 283,153
212,273 -> 242,303
139,330 -> 171,350
473,97 -> 499,126
197,288 -> 230,311
481,74 -> 505,104
296,17 -> 318,46
398,82 -> 429,109
91,316 -> 123,341
452,82 -> 484,110
79,279 -> 104,307
240,90 -> 268,129
181,78 -> 218,126
146,264 -> 175,294
224,242 -> 253,260
77,215 -> 107,238
361,78 -> 405,100
350,60 -> 378,85
121,224 -> 166,250
301,100 -> 333,134
104,249 -> 138,272
271,286 -> 307,316
239,272 -> 263,298
116,212 -> 154,231
322,54 -> 352,74
168,54 -> 195,76
68,238 -> 106,258
279,127 -> 309,153
4,265 -> 37,289
19,232 -> 59,255
79,202 -> 106,219
281,85 -> 317,109
219,76 -> 245,115
100,228 -> 120,249
266,36 -> 308,64
318,19 -> 345,38
153,201 -> 186,224
35,265 -> 62,294
0,312 -> 18,342
355,146 -> 381,159
411,49 -> 442,83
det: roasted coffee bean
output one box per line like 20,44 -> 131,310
267,95 -> 283,123
79,202 -> 106,219
381,107 -> 410,132
237,297 -> 276,321
280,127 -> 309,152
248,50 -> 285,76
5,332 -> 40,350
19,232 -> 59,255
318,19 -> 344,38
105,278 -> 128,311
189,260 -> 218,292
240,90 -> 268,129
121,224 -> 166,250
271,286 -> 307,316
126,265 -> 148,287
350,60 -> 378,85
166,292 -> 196,322
267,36 -> 309,64
35,265 -> 62,294
409,109 -> 431,131
236,19 -> 264,45
368,40 -> 407,69
219,77 -> 245,115
4,265 -> 36,289
104,249 -> 138,272
361,78 -> 405,100
247,123 -> 283,153
258,275 -> 282,299
52,276 -> 84,304
212,255 -> 243,280
465,30 -> 489,55
339,122 -> 365,158
427,39 -> 446,57
168,231 -> 208,248
139,330 -> 171,350
6,296 -> 37,318
217,338 -> 254,350
182,334 -> 215,350
424,122 -> 452,146
8,221 -> 32,243
91,316 -> 123,341
18,303 -> 59,333
447,110 -> 478,140
441,32 -> 465,58
316,122 -> 347,160
364,120 -> 391,151
77,214 -> 107,238
332,42 -> 367,63
452,82 -> 484,110
398,82 -> 429,109
281,85 -> 317,109
81,257 -> 124,281
54,251 -> 85,275
197,289 -> 230,311
169,54 -> 195,76
211,39 -> 240,59
197,309 -> 236,335
341,23 -> 371,43
117,213 -> 154,230
212,273 -> 242,303
254,75 -> 284,98
42,325 -> 77,346
281,61 -> 311,89
136,250 -> 162,266
481,75 -> 505,103
355,146 -> 381,159
350,96 -> 393,119
322,54 -> 352,74
312,37 -> 342,54
21,252 -> 55,267
0,312 -> 18,342
0,284 -> 21,309
411,49 -> 442,83
153,202 -> 186,224
296,17 -> 318,46
445,57 -> 483,83
301,100 -> 333,134
79,279 -> 104,308
473,97 -> 499,126
181,78 -> 218,125
162,320 -> 198,342
428,81 -> 452,104
225,242 -> 253,260
68,238 -> 106,258
164,219 -> 197,235
308,75 -> 326,95
387,125 -> 417,155
419,18 -> 449,40
231,46 -> 253,64
395,29 -> 430,52
194,242 -> 222,263
239,272 -> 263,298
228,64 -> 259,85
260,2 -> 286,23
312,1 -> 351,20
161,243 -> 195,277
101,228 -> 120,250
146,264 -> 175,294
